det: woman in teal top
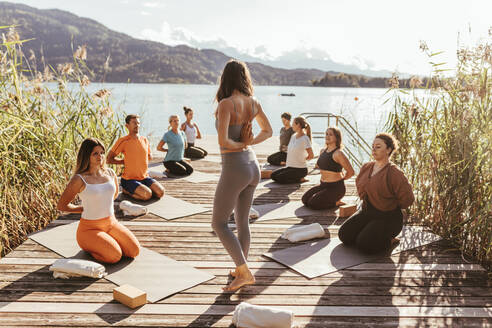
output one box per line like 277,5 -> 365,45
157,115 -> 194,176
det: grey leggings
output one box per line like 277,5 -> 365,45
212,149 -> 260,266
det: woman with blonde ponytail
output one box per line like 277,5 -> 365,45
157,114 -> 194,176
263,116 -> 314,184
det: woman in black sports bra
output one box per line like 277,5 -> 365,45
302,127 -> 354,209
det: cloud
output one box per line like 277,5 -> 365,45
143,1 -> 164,8
139,22 -> 408,76
140,11 -> 151,16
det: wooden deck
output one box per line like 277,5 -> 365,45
0,136 -> 490,327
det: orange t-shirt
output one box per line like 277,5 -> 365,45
110,135 -> 151,180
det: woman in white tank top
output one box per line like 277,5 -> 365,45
57,138 -> 140,264
181,106 -> 208,159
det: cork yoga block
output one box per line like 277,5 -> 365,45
339,204 -> 357,217
113,284 -> 147,308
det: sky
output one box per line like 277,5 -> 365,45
5,0 -> 492,75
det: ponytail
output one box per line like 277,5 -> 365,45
305,122 -> 312,141
293,116 -> 311,141
183,106 -> 193,115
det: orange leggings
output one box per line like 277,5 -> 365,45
76,215 -> 140,264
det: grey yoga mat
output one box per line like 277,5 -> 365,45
120,195 -> 209,220
263,225 -> 442,279
251,201 -> 338,222
29,222 -> 214,302
149,169 -> 219,184
256,174 -> 318,189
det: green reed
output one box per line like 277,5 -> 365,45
386,39 -> 491,270
0,28 -> 125,256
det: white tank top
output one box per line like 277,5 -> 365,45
77,169 -> 116,220
184,123 -> 196,144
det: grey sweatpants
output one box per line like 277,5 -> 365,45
212,149 -> 260,266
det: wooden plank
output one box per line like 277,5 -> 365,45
0,291 -> 489,307
0,313 -> 488,328
0,302 -> 490,318
0,257 -> 485,272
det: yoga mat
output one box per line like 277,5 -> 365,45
149,169 -> 219,183
256,174 -> 318,189
203,155 -> 222,163
252,201 -> 337,222
29,222 -> 214,302
264,225 -> 442,279
120,195 -> 209,220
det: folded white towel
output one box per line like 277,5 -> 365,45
52,271 -> 83,279
249,207 -> 259,219
232,208 -> 260,219
119,200 -> 148,216
232,302 -> 293,328
281,223 -> 325,242
49,259 -> 107,279
148,169 -> 166,179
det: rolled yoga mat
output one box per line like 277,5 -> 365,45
280,223 -> 325,242
232,302 -> 294,328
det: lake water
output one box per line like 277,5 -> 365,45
89,83 -> 399,138
80,83 -> 420,161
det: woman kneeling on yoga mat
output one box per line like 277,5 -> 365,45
57,138 -> 140,263
181,106 -> 208,159
338,133 -> 414,254
157,115 -> 194,176
302,127 -> 354,209
262,116 -> 314,183
266,112 -> 294,166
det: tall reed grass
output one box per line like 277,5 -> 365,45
0,28 -> 124,256
386,38 -> 491,270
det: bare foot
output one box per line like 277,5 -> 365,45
300,177 -> 308,183
391,237 -> 400,247
229,269 -> 238,277
223,264 -> 255,292
336,200 -> 346,206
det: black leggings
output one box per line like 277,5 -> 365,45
302,180 -> 346,210
267,151 -> 287,166
163,160 -> 194,176
271,167 -> 308,184
338,200 -> 403,254
184,143 -> 208,159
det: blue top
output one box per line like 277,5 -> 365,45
162,130 -> 187,162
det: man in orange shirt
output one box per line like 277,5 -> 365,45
107,114 -> 165,201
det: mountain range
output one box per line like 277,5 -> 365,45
0,2 -> 391,86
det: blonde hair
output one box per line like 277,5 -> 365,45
168,114 -> 179,130
294,116 -> 312,141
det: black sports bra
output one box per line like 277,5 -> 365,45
316,148 -> 342,172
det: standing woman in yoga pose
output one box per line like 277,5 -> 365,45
338,133 -> 414,254
157,115 -> 194,176
181,106 -> 208,159
212,59 -> 272,292
263,116 -> 314,183
266,112 -> 294,166
302,127 -> 354,209
57,138 -> 140,263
